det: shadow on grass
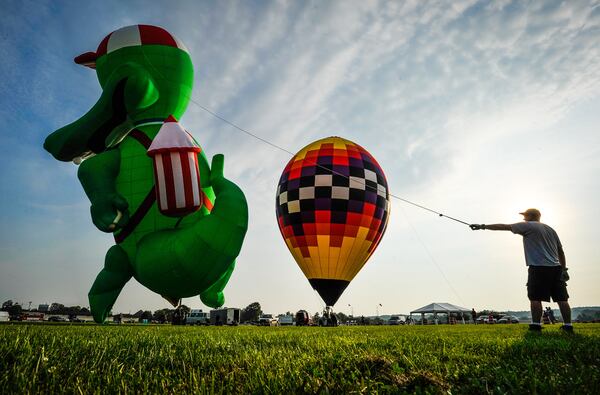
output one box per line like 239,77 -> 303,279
452,328 -> 600,394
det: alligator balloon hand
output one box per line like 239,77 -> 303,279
44,25 -> 248,323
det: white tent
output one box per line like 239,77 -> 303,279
409,303 -> 471,324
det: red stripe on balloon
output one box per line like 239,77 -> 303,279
96,33 -> 111,57
180,152 -> 194,208
139,25 -> 177,47
161,153 -> 177,211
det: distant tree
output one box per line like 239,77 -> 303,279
80,307 -> 91,315
312,312 -> 320,324
179,305 -> 191,315
241,302 -> 262,323
1,300 -> 13,311
336,312 -> 349,324
153,309 -> 172,324
65,306 -> 82,316
171,308 -> 187,325
133,310 -> 144,318
577,310 -> 600,323
49,303 -> 65,313
140,310 -> 153,322
8,304 -> 22,319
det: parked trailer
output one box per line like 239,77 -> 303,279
0,311 -> 9,322
277,314 -> 294,326
210,308 -> 240,326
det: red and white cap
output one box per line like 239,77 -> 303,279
74,25 -> 189,69
147,115 -> 200,155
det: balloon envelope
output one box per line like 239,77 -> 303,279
276,137 -> 390,306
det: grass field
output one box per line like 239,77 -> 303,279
1,323 -> 599,394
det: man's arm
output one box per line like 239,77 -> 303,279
558,244 -> 566,269
470,224 -> 512,231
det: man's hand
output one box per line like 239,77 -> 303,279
470,224 -> 486,230
560,268 -> 570,282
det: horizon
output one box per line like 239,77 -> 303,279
1,0 -> 599,317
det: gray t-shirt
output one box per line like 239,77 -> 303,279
511,221 -> 562,267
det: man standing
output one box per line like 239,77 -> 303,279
470,208 -> 573,332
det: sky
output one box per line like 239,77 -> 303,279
1,0 -> 599,317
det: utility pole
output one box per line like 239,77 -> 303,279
348,304 -> 353,317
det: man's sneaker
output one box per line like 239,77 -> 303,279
560,325 -> 574,333
528,324 -> 542,332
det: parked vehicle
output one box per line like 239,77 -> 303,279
22,313 -> 45,321
476,316 -> 497,324
258,314 -> 278,326
0,311 -> 9,322
47,316 -> 67,322
277,314 -> 294,326
210,308 -> 240,326
388,315 -> 404,325
295,310 -> 311,326
186,309 -> 209,325
497,315 -> 519,324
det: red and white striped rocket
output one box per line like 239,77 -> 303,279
147,115 -> 203,217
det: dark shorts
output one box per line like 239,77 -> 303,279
527,266 -> 569,302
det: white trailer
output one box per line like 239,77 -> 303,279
210,308 -> 240,326
277,314 -> 294,326
0,311 -> 9,322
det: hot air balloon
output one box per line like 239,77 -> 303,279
276,136 -> 391,309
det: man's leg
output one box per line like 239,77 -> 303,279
557,301 -> 572,324
530,300 -> 543,324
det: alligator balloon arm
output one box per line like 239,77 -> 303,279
78,149 -> 129,232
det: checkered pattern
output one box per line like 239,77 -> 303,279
276,137 -> 390,282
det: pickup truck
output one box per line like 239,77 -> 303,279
258,314 -> 278,326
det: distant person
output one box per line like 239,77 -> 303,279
546,307 -> 556,324
470,208 -> 573,333
471,308 -> 477,324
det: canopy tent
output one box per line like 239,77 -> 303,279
409,303 -> 471,325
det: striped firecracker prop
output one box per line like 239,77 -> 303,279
147,115 -> 203,217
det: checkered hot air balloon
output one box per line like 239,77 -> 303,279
276,137 -> 391,307
147,115 -> 202,217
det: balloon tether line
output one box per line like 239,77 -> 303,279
189,99 -> 471,227
141,50 -> 471,227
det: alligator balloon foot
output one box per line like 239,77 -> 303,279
88,245 -> 133,323
200,290 -> 224,308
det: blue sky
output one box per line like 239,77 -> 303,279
1,0 -> 599,316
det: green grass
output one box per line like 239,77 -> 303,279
1,323 -> 599,394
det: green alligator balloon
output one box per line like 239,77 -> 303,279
44,25 -> 248,323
